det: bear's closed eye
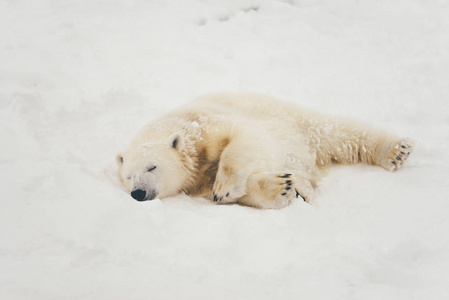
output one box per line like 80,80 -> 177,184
147,166 -> 157,172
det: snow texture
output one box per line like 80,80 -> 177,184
1,0 -> 449,299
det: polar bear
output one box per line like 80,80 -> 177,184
116,93 -> 414,209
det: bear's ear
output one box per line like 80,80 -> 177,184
116,152 -> 124,166
168,132 -> 185,151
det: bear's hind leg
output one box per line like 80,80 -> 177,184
313,118 -> 415,171
238,172 -> 314,209
379,138 -> 414,171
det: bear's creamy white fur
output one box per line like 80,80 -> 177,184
117,93 -> 414,209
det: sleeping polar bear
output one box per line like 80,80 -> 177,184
117,93 -> 414,209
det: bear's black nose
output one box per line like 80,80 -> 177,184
131,189 -> 146,201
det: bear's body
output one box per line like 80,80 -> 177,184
117,93 -> 413,209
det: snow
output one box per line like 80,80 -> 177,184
1,0 -> 449,299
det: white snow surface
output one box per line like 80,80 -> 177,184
1,0 -> 449,299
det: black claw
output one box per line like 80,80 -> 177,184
213,194 -> 217,202
286,180 -> 292,185
401,145 -> 407,148
226,192 -> 229,197
281,192 -> 287,196
295,188 -> 305,201
280,174 -> 291,178
286,186 -> 291,191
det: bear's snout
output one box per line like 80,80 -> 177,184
131,189 -> 157,201
131,189 -> 146,201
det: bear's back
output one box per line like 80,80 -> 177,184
168,93 -> 310,124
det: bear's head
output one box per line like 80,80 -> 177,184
116,132 -> 192,201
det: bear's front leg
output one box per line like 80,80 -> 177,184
212,139 -> 253,204
238,172 -> 314,209
212,168 -> 248,204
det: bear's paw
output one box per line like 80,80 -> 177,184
382,138 -> 415,171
